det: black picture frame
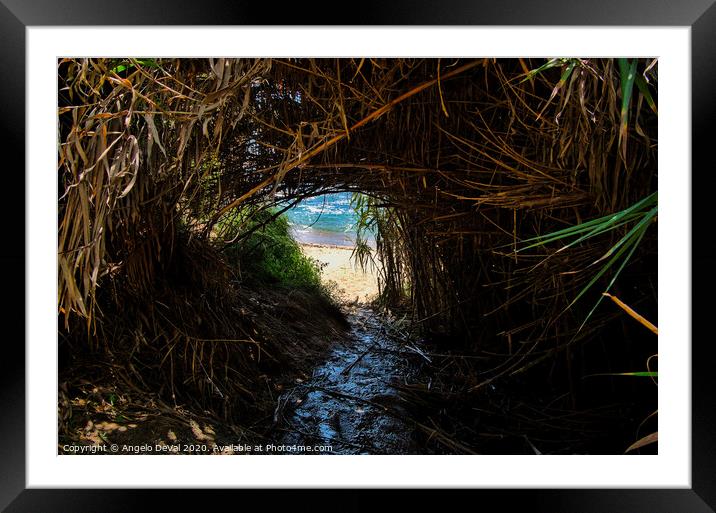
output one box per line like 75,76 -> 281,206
3,1 -> 715,511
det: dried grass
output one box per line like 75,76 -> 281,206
58,57 -> 657,432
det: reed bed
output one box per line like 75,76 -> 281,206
58,58 -> 657,450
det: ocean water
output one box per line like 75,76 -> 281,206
283,192 -> 373,247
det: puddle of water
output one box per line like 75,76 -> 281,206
275,307 -> 419,454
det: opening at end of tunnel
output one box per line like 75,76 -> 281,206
283,191 -> 381,304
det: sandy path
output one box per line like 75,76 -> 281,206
300,244 -> 380,304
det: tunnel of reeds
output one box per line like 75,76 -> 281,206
58,58 -> 658,454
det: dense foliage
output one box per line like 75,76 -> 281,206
221,209 -> 324,291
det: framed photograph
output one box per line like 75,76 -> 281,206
4,0 -> 715,511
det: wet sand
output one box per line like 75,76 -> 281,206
277,306 -> 418,454
300,243 -> 380,304
292,227 -> 358,247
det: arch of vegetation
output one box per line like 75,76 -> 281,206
58,58 -> 658,451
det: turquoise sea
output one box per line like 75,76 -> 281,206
284,192 -> 373,247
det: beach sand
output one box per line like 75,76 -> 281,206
300,243 -> 380,304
